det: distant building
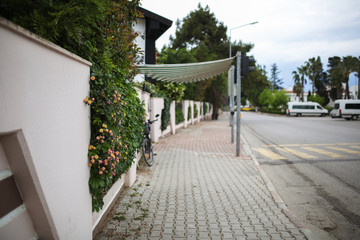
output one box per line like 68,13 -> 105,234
133,7 -> 172,82
284,84 -> 359,106
283,86 -> 308,102
327,84 -> 359,107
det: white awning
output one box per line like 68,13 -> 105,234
137,57 -> 235,83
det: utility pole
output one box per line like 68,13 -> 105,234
236,52 -> 241,157
230,65 -> 235,143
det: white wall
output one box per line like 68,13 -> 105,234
133,18 -> 146,82
0,19 -> 92,239
150,98 -> 164,143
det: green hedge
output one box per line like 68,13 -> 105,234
161,97 -> 171,131
194,104 -> 198,118
203,102 -> 208,114
188,105 -> 192,120
175,108 -> 185,124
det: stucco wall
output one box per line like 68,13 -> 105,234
133,18 -> 146,82
0,19 -> 92,239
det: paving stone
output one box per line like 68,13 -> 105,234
93,113 -> 309,240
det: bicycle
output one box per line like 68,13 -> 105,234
142,114 -> 159,166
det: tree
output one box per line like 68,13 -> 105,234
328,56 -> 343,100
242,64 -> 270,106
269,63 -> 283,90
259,89 -> 274,109
308,94 -> 325,106
292,69 -> 306,102
341,56 -> 357,99
273,90 -> 289,111
258,89 -> 289,111
158,47 -> 197,64
293,81 -> 302,100
297,65 -> 308,101
306,56 -> 323,95
166,4 -> 253,119
354,57 -> 360,99
315,71 -> 330,106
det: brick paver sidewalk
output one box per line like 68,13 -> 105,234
94,113 -> 308,240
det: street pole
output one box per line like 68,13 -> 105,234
228,21 -> 258,128
230,65 -> 235,143
236,52 -> 241,157
229,21 -> 258,58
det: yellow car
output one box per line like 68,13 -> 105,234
241,107 -> 252,111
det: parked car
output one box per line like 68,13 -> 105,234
241,106 -> 252,111
331,99 -> 360,120
287,101 -> 328,117
330,109 -> 341,118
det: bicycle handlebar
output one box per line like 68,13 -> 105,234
148,118 -> 158,124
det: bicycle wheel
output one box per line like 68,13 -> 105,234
142,138 -> 154,166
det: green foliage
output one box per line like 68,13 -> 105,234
194,104 -> 198,118
166,4 -> 254,119
308,95 -> 325,106
1,0 -> 145,212
175,108 -> 185,124
269,63 -> 283,90
259,89 -> 274,108
161,97 -> 171,131
156,82 -> 186,102
242,65 -> 270,107
203,102 -> 208,114
188,105 -> 192,120
273,90 -> 290,111
158,48 -> 197,64
259,89 -> 289,112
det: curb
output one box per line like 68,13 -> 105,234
241,136 -> 319,240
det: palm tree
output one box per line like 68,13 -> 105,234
306,56 -> 323,95
292,70 -> 303,101
354,57 -> 360,99
328,56 -> 343,100
341,56 -> 357,99
298,65 -> 308,101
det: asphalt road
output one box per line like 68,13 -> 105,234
240,111 -> 360,240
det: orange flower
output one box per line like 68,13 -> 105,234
91,76 -> 95,81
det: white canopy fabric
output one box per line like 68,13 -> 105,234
137,57 -> 235,83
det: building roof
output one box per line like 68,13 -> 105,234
138,7 -> 172,40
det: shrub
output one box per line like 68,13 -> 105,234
308,94 -> 325,106
203,102 -> 208,114
194,104 -> 198,118
161,97 -> 171,131
188,105 -> 192,120
175,108 -> 185,124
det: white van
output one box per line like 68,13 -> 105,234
287,101 -> 328,117
331,99 -> 360,120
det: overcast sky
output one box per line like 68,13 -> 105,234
140,0 -> 360,90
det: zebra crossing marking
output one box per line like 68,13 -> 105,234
253,148 -> 286,160
301,146 -> 346,158
253,144 -> 360,160
326,146 -> 360,155
279,147 -> 317,159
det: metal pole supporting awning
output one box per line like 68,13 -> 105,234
137,57 -> 235,83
